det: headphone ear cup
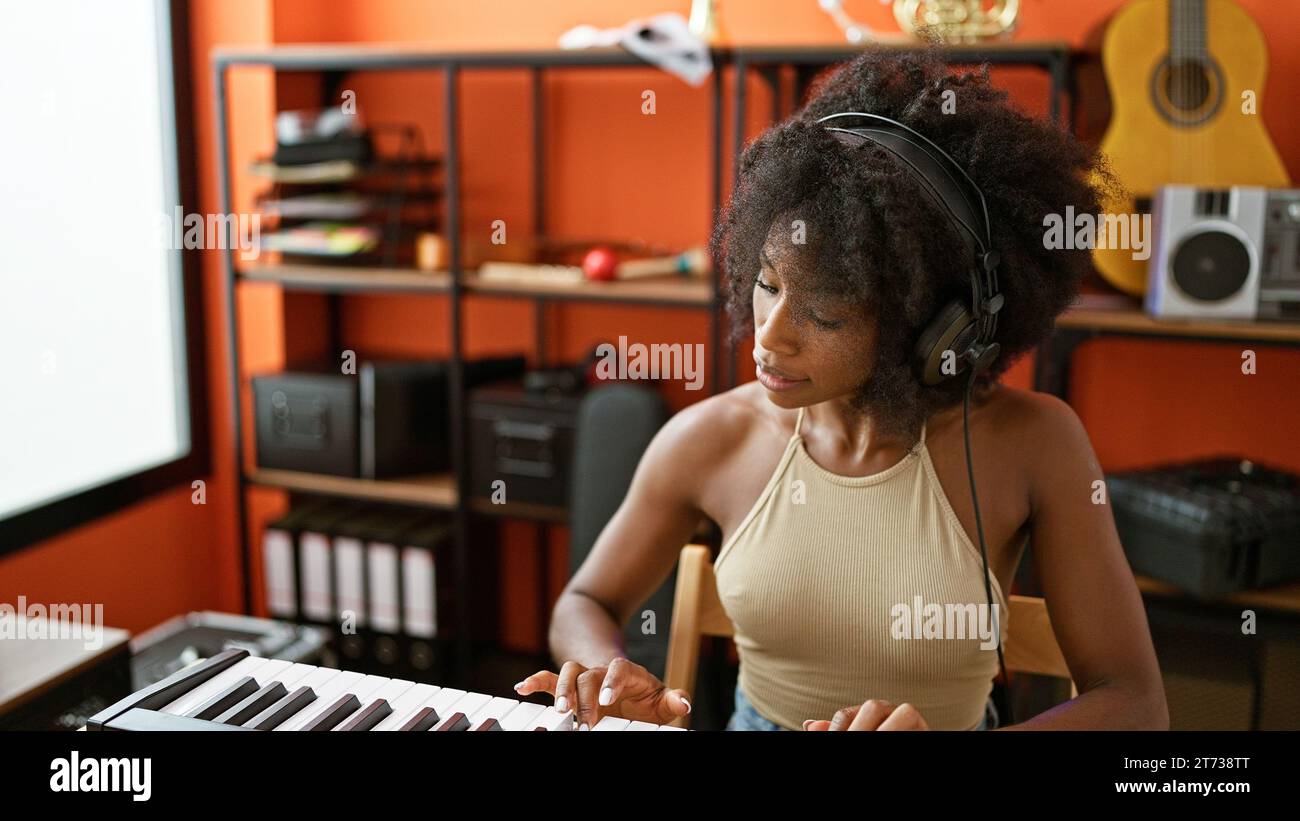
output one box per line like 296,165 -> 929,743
914,301 -> 978,386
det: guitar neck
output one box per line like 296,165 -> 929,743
1170,0 -> 1208,63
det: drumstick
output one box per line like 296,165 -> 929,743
601,247 -> 710,281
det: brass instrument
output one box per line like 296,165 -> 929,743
893,0 -> 1019,42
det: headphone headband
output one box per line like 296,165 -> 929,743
815,110 -> 1002,347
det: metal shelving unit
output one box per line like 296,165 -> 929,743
212,44 -> 734,683
213,40 -> 1075,683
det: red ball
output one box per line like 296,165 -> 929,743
582,246 -> 619,281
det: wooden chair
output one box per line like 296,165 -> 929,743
663,544 -> 1076,728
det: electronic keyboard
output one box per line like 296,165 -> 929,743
84,649 -> 686,731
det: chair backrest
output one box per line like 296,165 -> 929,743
568,384 -> 673,676
663,545 -> 1075,728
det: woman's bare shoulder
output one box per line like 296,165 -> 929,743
649,381 -> 793,474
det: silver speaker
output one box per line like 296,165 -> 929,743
1146,185 -> 1266,320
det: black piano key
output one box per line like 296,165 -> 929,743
301,694 -> 362,731
247,686 -> 317,731
533,726 -> 548,731
336,699 -> 392,731
185,676 -> 260,721
434,711 -> 470,732
86,648 -> 250,730
474,718 -> 503,731
214,681 -> 289,726
104,708 -> 258,732
397,706 -> 440,731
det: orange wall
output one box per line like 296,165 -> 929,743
4,1 -> 1299,652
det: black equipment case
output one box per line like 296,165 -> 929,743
1106,457 -> 1300,598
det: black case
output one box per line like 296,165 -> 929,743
469,382 -> 585,507
252,356 -> 525,478
1106,457 -> 1300,598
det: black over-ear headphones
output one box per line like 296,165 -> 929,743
816,110 -> 1012,726
816,111 -> 1004,385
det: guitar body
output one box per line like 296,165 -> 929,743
1095,0 -> 1290,295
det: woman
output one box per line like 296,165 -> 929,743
516,50 -> 1168,731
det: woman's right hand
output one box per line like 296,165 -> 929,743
514,657 -> 692,730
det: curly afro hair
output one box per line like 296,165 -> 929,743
709,48 -> 1117,444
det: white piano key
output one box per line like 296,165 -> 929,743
523,707 -> 575,731
159,656 -> 270,716
330,678 -> 416,731
371,683 -> 440,731
431,691 -> 491,730
415,687 -> 467,726
590,715 -> 632,731
625,720 -> 662,731
272,662 -> 318,689
498,702 -> 545,731
466,696 -> 520,730
657,723 -> 688,731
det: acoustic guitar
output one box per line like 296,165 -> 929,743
1094,0 -> 1290,295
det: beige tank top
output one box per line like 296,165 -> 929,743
714,405 -> 1009,730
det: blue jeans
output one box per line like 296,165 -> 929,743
725,684 -> 999,731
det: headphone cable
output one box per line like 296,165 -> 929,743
963,364 -> 1013,728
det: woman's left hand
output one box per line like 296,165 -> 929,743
802,699 -> 930,731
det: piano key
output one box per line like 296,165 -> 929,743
185,675 -> 260,721
385,684 -> 467,732
246,665 -> 342,729
474,719 -> 503,731
498,702 -> 545,731
86,648 -> 250,729
187,658 -> 294,722
658,723 -> 688,731
246,685 -> 318,731
371,683 -> 439,731
210,661 -> 315,726
431,692 -> 491,730
396,706 -> 441,732
275,672 -> 386,732
336,698 -> 393,731
215,681 -> 289,725
332,679 -> 413,731
466,696 -> 520,730
625,720 -> 663,731
104,708 -> 258,732
522,706 -> 575,731
301,694 -> 362,731
591,716 -> 631,731
433,711 -> 471,732
162,657 -> 270,716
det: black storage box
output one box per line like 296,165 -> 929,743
1106,457 -> 1300,598
252,356 -> 525,478
469,381 -> 585,508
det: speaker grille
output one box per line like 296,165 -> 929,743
1171,230 -> 1250,301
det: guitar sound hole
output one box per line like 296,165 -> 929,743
1149,56 -> 1224,127
1164,61 -> 1210,111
